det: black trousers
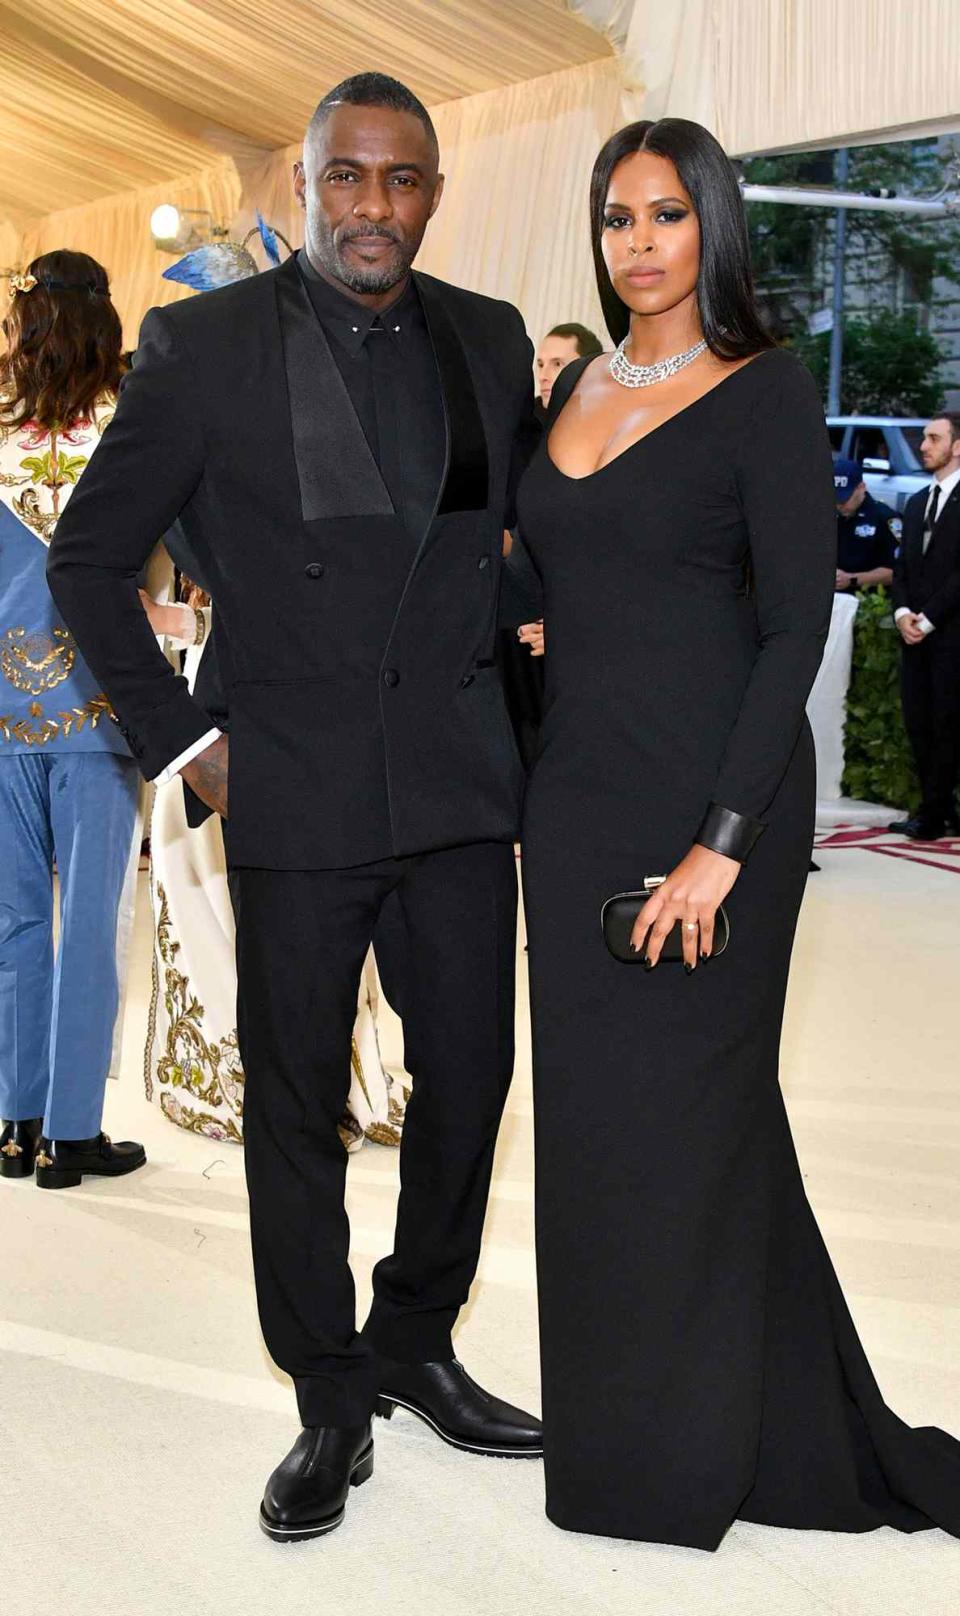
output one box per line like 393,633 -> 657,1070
228,841 -> 517,1428
900,632 -> 960,821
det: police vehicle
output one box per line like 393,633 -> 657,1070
825,416 -> 927,512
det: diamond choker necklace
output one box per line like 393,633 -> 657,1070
609,335 -> 708,389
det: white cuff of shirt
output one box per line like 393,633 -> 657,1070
153,728 -> 222,786
165,603 -> 202,649
893,607 -> 935,634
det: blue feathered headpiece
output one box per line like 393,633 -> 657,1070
162,212 -> 288,290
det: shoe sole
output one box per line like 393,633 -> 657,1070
375,1394 -> 543,1458
35,1152 -> 147,1191
258,1444 -> 374,1543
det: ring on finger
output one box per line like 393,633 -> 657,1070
684,922 -> 697,932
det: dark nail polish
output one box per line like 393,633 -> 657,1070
629,942 -> 638,953
684,963 -> 695,975
642,956 -> 653,971
700,950 -> 710,962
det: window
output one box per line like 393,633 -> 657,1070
849,426 -> 892,466
899,427 -> 924,469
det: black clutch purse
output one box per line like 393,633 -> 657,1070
601,876 -> 730,964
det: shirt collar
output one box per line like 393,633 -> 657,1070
930,464 -> 960,508
296,249 -> 417,356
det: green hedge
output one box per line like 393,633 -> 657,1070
840,588 -> 918,810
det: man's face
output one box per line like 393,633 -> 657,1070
920,417 -> 960,476
294,103 -> 444,296
837,482 -> 866,517
536,335 -> 581,407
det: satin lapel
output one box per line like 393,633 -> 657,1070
414,273 -> 490,520
274,259 -> 394,522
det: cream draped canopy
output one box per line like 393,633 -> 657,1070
0,1 -> 611,228
3,2 -> 958,347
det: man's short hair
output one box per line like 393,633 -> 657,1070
308,73 -> 439,164
547,323 -> 604,359
931,410 -> 960,442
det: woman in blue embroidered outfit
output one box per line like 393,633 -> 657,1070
0,251 -> 146,1189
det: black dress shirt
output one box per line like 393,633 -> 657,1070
297,249 -> 446,545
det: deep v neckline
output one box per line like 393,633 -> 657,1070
545,349 -> 774,483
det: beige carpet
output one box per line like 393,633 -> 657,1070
2,845 -> 958,1615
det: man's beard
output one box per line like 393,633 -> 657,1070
310,211 -> 414,295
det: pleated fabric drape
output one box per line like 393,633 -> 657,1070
577,0 -> 960,152
710,0 -> 960,154
0,0 -> 610,228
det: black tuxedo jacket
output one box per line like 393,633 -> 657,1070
891,480 -> 960,640
47,257 -> 541,868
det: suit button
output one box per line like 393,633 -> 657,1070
383,668 -> 400,688
477,556 -> 489,570
459,673 -> 475,689
305,562 -> 324,579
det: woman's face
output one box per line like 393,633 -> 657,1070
601,151 -> 700,321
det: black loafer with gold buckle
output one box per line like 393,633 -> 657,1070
35,1132 -> 146,1191
0,1118 -> 43,1179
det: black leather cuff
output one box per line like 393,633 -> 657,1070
695,802 -> 766,864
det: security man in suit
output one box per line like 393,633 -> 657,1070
47,75 -> 544,1540
833,456 -> 901,593
888,413 -> 960,839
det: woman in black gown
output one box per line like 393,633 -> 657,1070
517,118 -> 960,1551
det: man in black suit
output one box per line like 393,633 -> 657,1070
47,74 -> 542,1541
889,412 -> 960,839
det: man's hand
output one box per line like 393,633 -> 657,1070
897,612 -> 926,646
518,620 -> 544,657
181,734 -> 229,818
835,569 -> 854,592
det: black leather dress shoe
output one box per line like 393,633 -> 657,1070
34,1132 -> 146,1190
259,1423 -> 374,1542
376,1358 -> 543,1457
887,814 -> 945,840
0,1118 -> 43,1179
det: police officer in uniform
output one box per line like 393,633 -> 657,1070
833,457 -> 901,592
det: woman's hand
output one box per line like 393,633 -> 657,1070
631,844 -> 741,971
138,590 -> 195,642
518,619 -> 544,657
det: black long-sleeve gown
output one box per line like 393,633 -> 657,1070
517,348 -> 960,1550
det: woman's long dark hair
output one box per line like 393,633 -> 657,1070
1,250 -> 125,429
590,118 -> 772,359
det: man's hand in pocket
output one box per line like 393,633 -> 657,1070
181,734 -> 229,818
